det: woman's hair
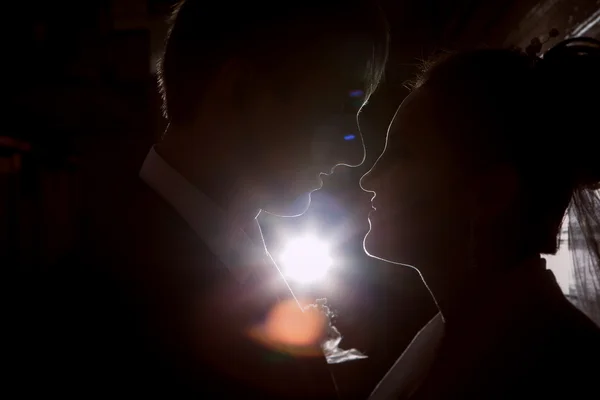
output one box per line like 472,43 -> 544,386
413,38 -> 600,322
411,38 -> 600,255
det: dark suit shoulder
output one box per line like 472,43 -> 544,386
40,178 -> 336,398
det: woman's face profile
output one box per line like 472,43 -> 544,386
360,88 -> 477,269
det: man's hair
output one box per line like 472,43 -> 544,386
156,0 -> 388,126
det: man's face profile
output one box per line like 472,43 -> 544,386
246,39 -> 371,217
158,1 -> 387,217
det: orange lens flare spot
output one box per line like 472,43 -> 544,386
263,299 -> 326,347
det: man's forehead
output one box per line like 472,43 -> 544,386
288,35 -> 375,83
334,35 -> 378,80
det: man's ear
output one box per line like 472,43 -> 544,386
210,58 -> 273,113
205,58 -> 247,104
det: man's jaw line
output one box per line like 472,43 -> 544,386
260,191 -> 314,218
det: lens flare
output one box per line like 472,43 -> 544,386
280,236 -> 332,284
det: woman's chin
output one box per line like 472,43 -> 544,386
364,227 -> 413,266
363,228 -> 387,259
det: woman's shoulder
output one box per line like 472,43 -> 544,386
551,289 -> 600,332
525,294 -> 600,387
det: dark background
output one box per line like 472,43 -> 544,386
2,1 -> 598,398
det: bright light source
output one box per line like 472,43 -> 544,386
280,235 -> 332,284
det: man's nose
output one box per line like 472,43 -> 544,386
338,132 -> 365,168
330,115 -> 365,168
311,115 -> 365,169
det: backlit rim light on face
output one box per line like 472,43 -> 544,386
280,235 -> 333,284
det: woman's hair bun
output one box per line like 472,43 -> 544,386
537,38 -> 600,188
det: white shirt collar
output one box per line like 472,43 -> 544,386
139,146 -> 265,284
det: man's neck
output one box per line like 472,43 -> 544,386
155,126 -> 261,230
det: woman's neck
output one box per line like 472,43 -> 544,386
423,253 -> 544,325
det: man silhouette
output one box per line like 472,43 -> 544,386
31,1 -> 388,398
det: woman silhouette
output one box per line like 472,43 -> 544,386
363,38 -> 600,399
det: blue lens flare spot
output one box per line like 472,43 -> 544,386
352,99 -> 364,108
344,134 -> 356,141
349,89 -> 364,98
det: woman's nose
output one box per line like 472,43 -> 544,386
360,164 -> 377,194
361,146 -> 390,195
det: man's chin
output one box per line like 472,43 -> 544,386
262,192 -> 313,217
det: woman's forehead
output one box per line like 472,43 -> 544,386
387,86 -> 497,174
390,86 -> 474,140
388,89 -> 435,139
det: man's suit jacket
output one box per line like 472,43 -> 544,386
30,164 -> 338,398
